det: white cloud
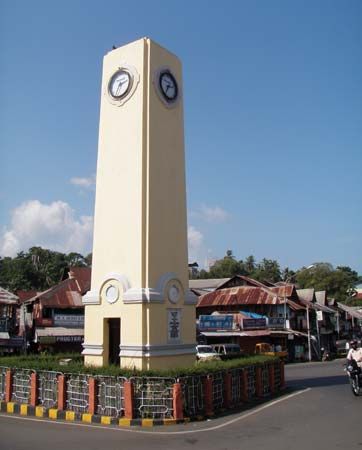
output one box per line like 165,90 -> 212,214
190,205 -> 230,223
0,200 -> 93,257
70,175 -> 96,190
188,225 -> 204,259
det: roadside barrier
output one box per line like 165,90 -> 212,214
0,360 -> 284,426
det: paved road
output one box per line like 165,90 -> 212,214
0,359 -> 360,450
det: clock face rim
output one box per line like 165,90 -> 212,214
159,71 -> 178,103
108,69 -> 132,100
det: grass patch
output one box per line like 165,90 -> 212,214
0,353 -> 278,377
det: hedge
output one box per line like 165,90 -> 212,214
0,353 -> 278,377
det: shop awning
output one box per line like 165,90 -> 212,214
200,330 -> 271,338
337,303 -> 362,320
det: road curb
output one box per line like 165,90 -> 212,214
0,401 -> 190,427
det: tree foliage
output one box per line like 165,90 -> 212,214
296,263 -> 359,303
192,251 -> 360,303
0,247 -> 91,292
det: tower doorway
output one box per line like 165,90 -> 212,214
108,318 -> 120,365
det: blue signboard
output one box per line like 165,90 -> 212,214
242,318 -> 266,330
199,315 -> 234,331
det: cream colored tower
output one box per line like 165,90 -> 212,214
82,38 -> 196,370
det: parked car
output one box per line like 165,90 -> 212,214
212,343 -> 244,360
196,345 -> 221,361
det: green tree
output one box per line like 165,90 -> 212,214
252,258 -> 282,283
208,250 -> 244,278
296,263 -> 359,302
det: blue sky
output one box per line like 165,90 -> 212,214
1,1 -> 361,274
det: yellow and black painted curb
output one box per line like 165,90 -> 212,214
0,401 -> 190,427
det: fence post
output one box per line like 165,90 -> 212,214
88,377 -> 97,415
280,360 -> 285,389
255,366 -> 263,398
30,372 -> 38,407
124,380 -> 134,419
172,381 -> 184,420
57,374 -> 67,411
268,364 -> 275,394
223,372 -> 232,409
203,375 -> 214,417
5,369 -> 13,403
241,369 -> 248,402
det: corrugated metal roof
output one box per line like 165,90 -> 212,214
197,286 -> 281,308
315,291 -> 327,306
297,288 -> 315,304
0,287 -> 18,305
189,279 -> 230,290
25,267 -> 91,308
337,302 -> 362,320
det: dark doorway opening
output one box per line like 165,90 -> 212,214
108,318 -> 120,365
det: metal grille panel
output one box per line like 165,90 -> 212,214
180,375 -> 204,417
246,366 -> 256,399
0,367 -> 7,401
38,371 -> 60,408
96,376 -> 126,417
212,372 -> 224,411
262,365 -> 270,395
274,363 -> 281,390
132,377 -> 175,419
12,369 -> 32,404
66,374 -> 90,413
230,368 -> 242,404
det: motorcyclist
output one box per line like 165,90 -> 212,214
346,339 -> 362,369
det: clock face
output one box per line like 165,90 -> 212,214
109,70 -> 132,99
159,71 -> 178,102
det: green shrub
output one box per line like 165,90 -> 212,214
0,353 -> 278,378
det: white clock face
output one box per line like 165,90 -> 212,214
159,72 -> 178,102
109,70 -> 131,99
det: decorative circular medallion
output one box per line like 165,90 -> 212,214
108,69 -> 132,100
168,283 -> 181,304
105,284 -> 119,304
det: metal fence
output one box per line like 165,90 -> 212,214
38,371 -> 60,409
0,361 -> 282,419
246,366 -> 256,399
96,375 -> 126,417
261,365 -> 270,396
230,367 -> 242,405
180,375 -> 204,417
65,374 -> 90,413
212,372 -> 224,411
132,377 -> 175,419
0,366 -> 7,401
11,369 -> 33,404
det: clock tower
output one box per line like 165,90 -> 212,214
82,38 -> 197,370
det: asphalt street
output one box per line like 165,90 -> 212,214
0,359 -> 360,450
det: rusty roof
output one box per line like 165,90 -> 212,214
197,286 -> 282,308
25,267 -> 91,308
197,285 -> 306,311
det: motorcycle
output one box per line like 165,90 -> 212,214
345,359 -> 362,396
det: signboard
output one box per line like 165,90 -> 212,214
39,335 -> 83,344
268,318 -> 285,328
168,309 -> 181,342
199,315 -> 234,331
317,311 -> 323,321
242,318 -> 266,330
54,314 -> 84,328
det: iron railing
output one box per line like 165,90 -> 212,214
96,376 -> 126,417
132,377 -> 175,419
